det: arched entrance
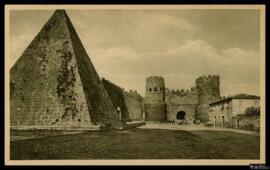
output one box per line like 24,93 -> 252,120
176,111 -> 186,120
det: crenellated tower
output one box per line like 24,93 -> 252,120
195,75 -> 220,122
144,76 -> 166,122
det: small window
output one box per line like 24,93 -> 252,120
149,88 -> 152,92
154,87 -> 157,91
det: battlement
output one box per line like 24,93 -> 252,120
209,96 -> 232,105
146,76 -> 164,82
124,90 -> 143,98
195,75 -> 220,84
168,87 -> 197,96
146,76 -> 165,87
145,76 -> 165,95
126,89 -> 138,94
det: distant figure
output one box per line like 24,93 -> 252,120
117,106 -> 121,121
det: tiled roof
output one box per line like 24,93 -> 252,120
210,94 -> 260,105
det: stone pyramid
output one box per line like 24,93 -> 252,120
10,10 -> 122,128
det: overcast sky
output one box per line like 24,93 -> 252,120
9,9 -> 261,96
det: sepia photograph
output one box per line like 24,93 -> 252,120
4,5 -> 265,165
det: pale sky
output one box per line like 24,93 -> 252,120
9,9 -> 261,96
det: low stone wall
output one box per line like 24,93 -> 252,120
212,115 -> 260,132
123,122 -> 145,130
10,123 -> 100,131
232,116 -> 260,132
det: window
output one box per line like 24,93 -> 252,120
149,88 -> 152,92
154,87 -> 157,91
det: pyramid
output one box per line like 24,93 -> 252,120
10,10 -> 122,128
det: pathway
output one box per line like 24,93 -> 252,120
138,123 -> 260,135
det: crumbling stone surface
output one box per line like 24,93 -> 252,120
56,41 -> 79,121
63,11 -> 121,128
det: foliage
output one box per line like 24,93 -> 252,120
197,114 -> 209,123
245,107 -> 260,116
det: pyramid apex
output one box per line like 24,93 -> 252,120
51,9 -> 69,19
54,9 -> 67,13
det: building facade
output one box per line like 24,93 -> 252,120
209,94 -> 260,129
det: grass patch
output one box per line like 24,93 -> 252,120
10,129 -> 260,160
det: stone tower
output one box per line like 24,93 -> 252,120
10,10 -> 122,129
144,76 -> 166,122
195,75 -> 220,122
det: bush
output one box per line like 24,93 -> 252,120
197,114 -> 209,123
240,124 -> 255,131
245,107 -> 260,116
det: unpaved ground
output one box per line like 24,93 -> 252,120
138,124 -> 260,135
10,128 -> 260,160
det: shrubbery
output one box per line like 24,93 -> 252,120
197,114 -> 209,123
245,107 -> 260,116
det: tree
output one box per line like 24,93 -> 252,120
197,113 -> 209,123
245,107 -> 260,116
